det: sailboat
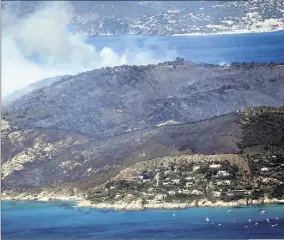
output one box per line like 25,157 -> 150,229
206,212 -> 209,222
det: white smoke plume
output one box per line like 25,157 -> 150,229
2,2 -> 176,97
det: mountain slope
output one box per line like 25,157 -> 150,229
3,61 -> 284,140
2,106 -> 284,192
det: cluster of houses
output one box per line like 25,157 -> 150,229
89,158 -> 257,203
88,154 -> 283,204
250,155 -> 283,187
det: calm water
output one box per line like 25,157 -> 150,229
86,31 -> 284,64
2,201 -> 284,239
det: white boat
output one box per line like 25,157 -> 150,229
206,212 -> 209,222
173,210 -> 176,217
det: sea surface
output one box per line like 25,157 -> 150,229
2,201 -> 284,239
86,30 -> 284,64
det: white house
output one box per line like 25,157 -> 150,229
217,171 -> 230,177
261,167 -> 269,172
185,177 -> 193,181
155,194 -> 167,201
193,166 -> 200,171
168,190 -> 176,196
172,179 -> 181,184
186,182 -> 194,187
213,191 -> 221,197
191,190 -> 203,195
216,180 -> 231,186
183,189 -> 190,195
143,179 -> 150,183
115,194 -> 122,199
209,164 -> 222,169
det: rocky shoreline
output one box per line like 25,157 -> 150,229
1,191 -> 281,211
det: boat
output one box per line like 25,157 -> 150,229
173,209 -> 176,217
261,210 -> 266,214
205,212 -> 209,222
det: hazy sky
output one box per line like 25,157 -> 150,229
2,1 -> 176,97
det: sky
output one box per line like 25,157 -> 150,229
2,1 -> 176,98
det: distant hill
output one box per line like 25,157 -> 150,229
3,1 -> 284,36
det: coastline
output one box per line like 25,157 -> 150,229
172,28 -> 284,37
1,192 -> 282,211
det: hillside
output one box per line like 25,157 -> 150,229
3,61 -> 284,140
2,106 -> 284,194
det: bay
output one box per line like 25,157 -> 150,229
2,201 -> 284,239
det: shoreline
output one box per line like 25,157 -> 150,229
172,28 -> 284,37
1,193 -> 282,211
87,29 -> 284,38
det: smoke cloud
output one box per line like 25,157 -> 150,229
2,2 -> 176,97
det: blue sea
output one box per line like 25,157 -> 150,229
2,200 -> 284,239
86,31 -> 284,64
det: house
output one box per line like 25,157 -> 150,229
164,170 -> 171,175
191,190 -> 203,195
185,177 -> 193,181
261,167 -> 269,172
143,179 -> 150,183
178,189 -> 183,194
127,176 -> 137,181
168,190 -> 176,196
209,164 -> 222,169
126,194 -> 134,199
216,180 -> 231,186
217,171 -> 230,177
110,186 -> 116,190
138,175 -> 144,180
163,182 -> 170,186
193,166 -> 200,172
213,191 -> 221,197
172,179 -> 181,184
155,194 -> 167,201
115,194 -> 122,199
183,189 -> 190,195
186,182 -> 194,187
148,188 -> 155,192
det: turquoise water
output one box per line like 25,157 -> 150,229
2,201 -> 284,239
